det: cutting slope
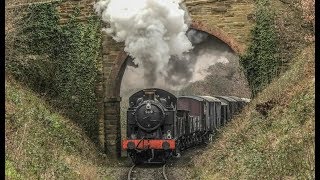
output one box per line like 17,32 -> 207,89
5,76 -> 114,179
190,43 -> 314,179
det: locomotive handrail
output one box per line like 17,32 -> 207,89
135,137 -> 145,149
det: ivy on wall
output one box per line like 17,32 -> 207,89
240,0 -> 281,97
6,3 -> 102,143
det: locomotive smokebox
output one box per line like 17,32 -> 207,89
124,88 -> 178,164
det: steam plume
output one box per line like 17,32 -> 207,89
121,30 -> 236,93
94,0 -> 193,86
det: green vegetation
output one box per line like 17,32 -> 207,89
272,0 -> 314,69
5,160 -> 22,179
240,0 -> 281,97
5,77 -> 113,179
187,0 -> 314,178
6,3 -> 102,142
190,43 -> 314,179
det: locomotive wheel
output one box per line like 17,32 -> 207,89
204,134 -> 209,144
174,141 -> 182,157
209,134 -> 213,142
181,139 -> 186,150
195,136 -> 198,144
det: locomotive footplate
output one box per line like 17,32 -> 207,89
122,139 -> 175,150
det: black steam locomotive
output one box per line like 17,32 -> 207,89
122,88 -> 249,164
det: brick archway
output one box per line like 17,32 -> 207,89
102,20 -> 245,157
190,20 -> 245,54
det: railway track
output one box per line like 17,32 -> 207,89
127,164 -> 169,180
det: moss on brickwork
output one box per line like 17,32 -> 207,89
6,2 -> 102,144
57,0 -> 96,24
240,0 -> 281,97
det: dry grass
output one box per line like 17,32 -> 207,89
190,43 -> 314,179
5,76 -> 117,179
300,0 -> 315,24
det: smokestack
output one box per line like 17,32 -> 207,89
144,89 -> 156,100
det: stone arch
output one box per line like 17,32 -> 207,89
108,51 -> 128,98
102,20 -> 245,157
189,20 -> 245,54
102,50 -> 127,157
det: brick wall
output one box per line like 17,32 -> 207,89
185,0 -> 255,49
57,0 -> 96,24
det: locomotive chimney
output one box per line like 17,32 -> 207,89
144,89 -> 156,100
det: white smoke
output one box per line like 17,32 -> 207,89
191,51 -> 229,82
187,29 -> 208,44
120,30 -> 239,94
94,0 -> 193,86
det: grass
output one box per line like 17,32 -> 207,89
5,76 -> 116,179
190,43 -> 314,179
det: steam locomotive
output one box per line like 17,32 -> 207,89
122,88 -> 249,164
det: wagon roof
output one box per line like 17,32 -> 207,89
229,96 -> 244,102
198,96 -> 222,102
241,98 -> 251,102
178,95 -> 204,101
215,96 -> 237,102
220,101 -> 228,106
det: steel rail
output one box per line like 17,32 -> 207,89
127,164 -> 136,180
162,164 -> 169,180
